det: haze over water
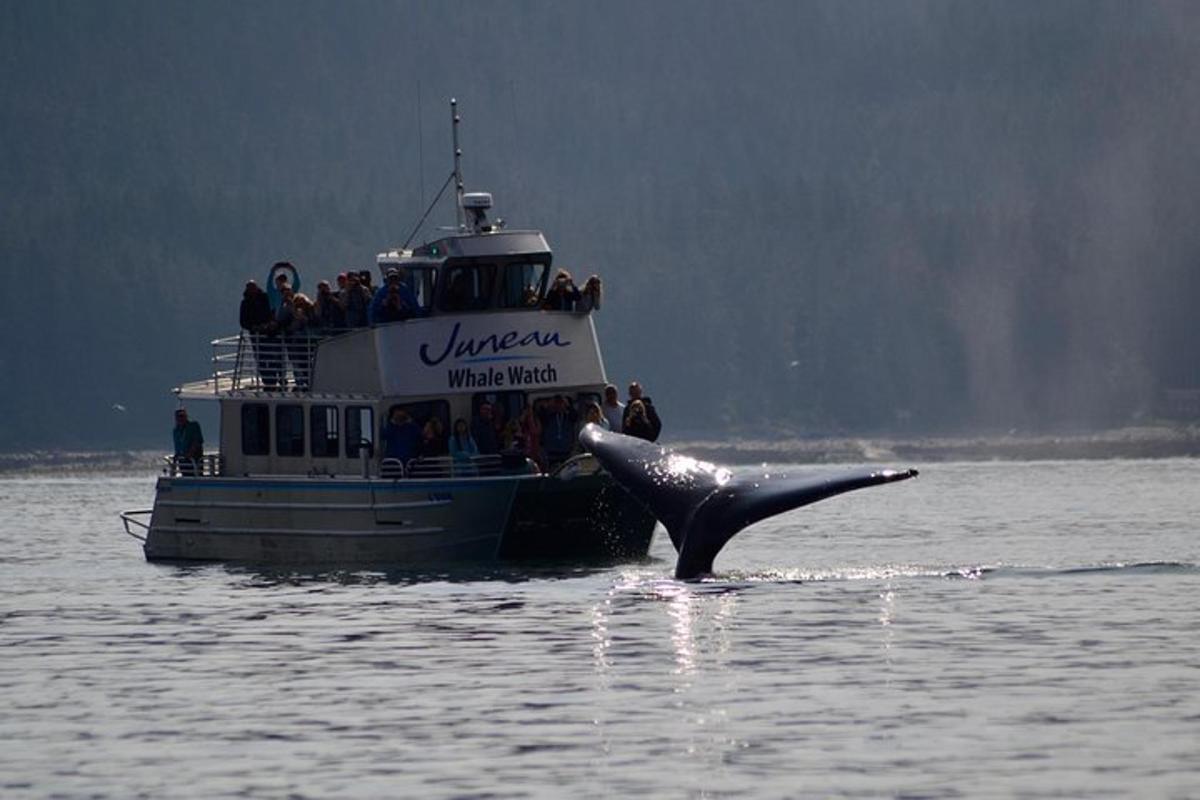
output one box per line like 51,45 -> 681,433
2,458 -> 1198,798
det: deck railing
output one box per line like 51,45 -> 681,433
199,329 -> 359,394
158,453 -> 538,481
404,454 -> 505,479
163,453 -> 226,477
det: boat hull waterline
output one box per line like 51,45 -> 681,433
142,471 -> 657,565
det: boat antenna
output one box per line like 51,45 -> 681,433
401,169 -> 456,250
452,97 -> 465,232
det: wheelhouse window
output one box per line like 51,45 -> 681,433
346,406 -> 374,458
391,265 -> 437,314
241,403 -> 270,456
311,405 -> 340,458
439,263 -> 496,312
275,405 -> 305,457
498,261 -> 550,309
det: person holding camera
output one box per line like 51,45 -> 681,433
542,269 -> 581,311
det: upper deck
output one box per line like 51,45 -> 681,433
178,227 -> 605,401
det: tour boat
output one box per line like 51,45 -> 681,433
120,102 -> 657,566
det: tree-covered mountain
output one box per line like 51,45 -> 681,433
3,1 -> 1199,449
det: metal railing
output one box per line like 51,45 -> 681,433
204,329 -> 361,394
403,454 -> 504,479
120,509 -> 152,542
162,453 -> 226,477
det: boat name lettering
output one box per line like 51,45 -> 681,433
447,363 -> 559,389
419,322 -> 572,366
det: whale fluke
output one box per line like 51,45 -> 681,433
578,424 -> 918,579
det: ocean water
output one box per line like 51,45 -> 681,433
1,459 -> 1198,799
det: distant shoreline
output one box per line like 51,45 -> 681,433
3,426 -> 1199,474
671,425 -> 1200,465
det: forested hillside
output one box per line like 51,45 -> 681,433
3,1 -> 1200,448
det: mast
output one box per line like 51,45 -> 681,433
451,98 -> 465,232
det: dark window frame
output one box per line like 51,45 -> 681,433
310,404 -> 340,459
241,403 -> 270,456
346,405 -> 375,458
438,262 -> 498,312
275,404 -> 305,457
497,260 -> 552,309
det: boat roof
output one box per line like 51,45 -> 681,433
378,230 -> 552,265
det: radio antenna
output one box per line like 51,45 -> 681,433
451,98 -> 465,232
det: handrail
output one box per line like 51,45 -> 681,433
201,329 -> 361,394
120,509 -> 152,542
163,453 -> 225,477
405,454 -> 504,478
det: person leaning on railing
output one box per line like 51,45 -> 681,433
240,280 -> 279,390
577,275 -> 602,312
173,408 -> 204,475
314,280 -> 346,331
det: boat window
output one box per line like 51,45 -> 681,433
498,262 -> 550,309
310,405 -> 340,458
346,406 -> 374,458
275,405 -> 305,457
439,264 -> 496,312
391,265 -> 437,314
241,403 -> 270,456
472,391 -> 527,428
387,400 -> 450,434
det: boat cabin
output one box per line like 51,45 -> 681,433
177,217 -> 606,481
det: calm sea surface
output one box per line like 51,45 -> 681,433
2,459 -> 1199,799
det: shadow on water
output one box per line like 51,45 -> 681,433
152,554 -> 665,588
147,556 -> 1196,593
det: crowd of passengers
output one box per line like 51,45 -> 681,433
380,382 -> 662,474
239,261 -> 602,391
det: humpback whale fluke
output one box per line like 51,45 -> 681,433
578,424 -> 918,579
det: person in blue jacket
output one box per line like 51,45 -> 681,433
380,407 -> 421,463
266,261 -> 301,311
369,268 -> 419,324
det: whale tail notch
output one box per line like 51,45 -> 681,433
578,424 -> 918,579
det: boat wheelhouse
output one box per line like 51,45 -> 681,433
120,103 -> 656,565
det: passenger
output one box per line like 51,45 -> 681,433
380,408 -> 421,464
449,418 -> 480,463
583,401 -> 608,430
471,402 -> 501,456
343,272 -> 371,328
358,269 -> 374,296
600,384 -> 624,432
537,394 -> 578,468
287,292 -> 316,391
542,270 -> 581,311
576,275 -> 602,312
275,287 -> 297,388
500,419 -> 521,451
517,406 -> 544,471
522,285 -> 541,308
623,381 -> 662,441
314,280 -> 346,332
419,417 -> 448,458
266,261 -> 301,311
335,272 -> 349,299
370,268 -> 419,324
569,401 -> 608,456
239,280 -> 279,390
623,400 -> 657,441
500,424 -> 532,473
172,408 -> 204,475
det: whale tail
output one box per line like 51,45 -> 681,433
578,424 -> 918,579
